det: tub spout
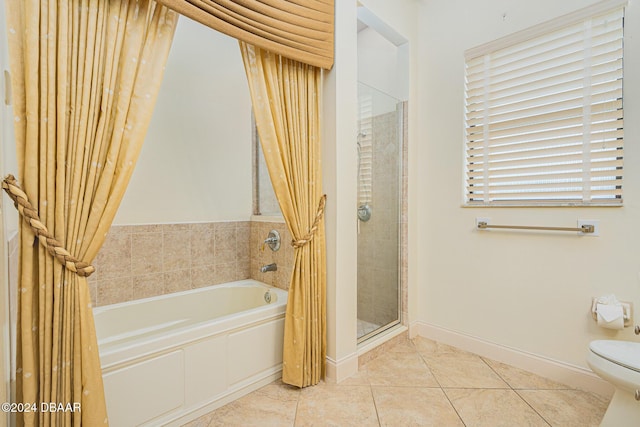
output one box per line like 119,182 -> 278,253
260,263 -> 277,273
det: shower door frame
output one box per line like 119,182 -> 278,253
356,98 -> 405,344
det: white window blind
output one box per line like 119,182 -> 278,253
465,4 -> 625,206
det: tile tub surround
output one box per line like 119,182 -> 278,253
183,337 -> 611,427
90,222 -> 251,307
89,219 -> 296,307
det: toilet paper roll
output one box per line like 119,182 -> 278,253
596,304 -> 625,330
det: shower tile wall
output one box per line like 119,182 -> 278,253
357,109 -> 401,328
89,220 -> 294,307
401,102 -> 408,326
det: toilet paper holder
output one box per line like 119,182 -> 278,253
591,298 -> 633,327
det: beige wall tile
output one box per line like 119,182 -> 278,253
191,265 -> 216,289
214,224 -> 236,266
97,277 -> 132,306
131,233 -> 162,275
164,269 -> 192,294
132,273 -> 164,300
95,232 -> 131,280
92,220 -> 271,306
163,231 -> 191,272
190,223 -> 216,267
214,262 -> 236,285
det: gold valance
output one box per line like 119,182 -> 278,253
155,0 -> 334,69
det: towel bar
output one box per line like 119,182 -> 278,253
477,221 -> 594,233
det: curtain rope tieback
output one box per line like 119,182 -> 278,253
291,194 -> 327,249
1,174 -> 96,277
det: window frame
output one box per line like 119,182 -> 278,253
463,0 -> 626,208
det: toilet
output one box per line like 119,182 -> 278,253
587,340 -> 640,426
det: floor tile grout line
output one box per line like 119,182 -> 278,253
292,389 -> 301,427
409,339 -> 467,426
409,339 -> 445,390
479,355 -> 516,391
368,384 -> 383,427
440,387 -> 469,427
479,355 -> 553,426
513,389 -> 553,427
413,338 -> 556,426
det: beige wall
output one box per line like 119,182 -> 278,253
114,16 -> 253,225
416,0 -> 640,369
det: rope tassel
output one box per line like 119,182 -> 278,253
2,174 -> 96,277
291,194 -> 327,249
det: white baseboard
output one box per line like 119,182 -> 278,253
412,321 -> 613,397
325,352 -> 359,384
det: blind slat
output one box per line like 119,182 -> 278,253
469,177 -> 622,191
467,119 -> 624,146
466,92 -> 622,127
469,139 -> 623,162
467,158 -> 623,179
466,57 -> 622,100
468,148 -> 622,171
468,188 -> 623,200
467,107 -> 623,139
467,129 -> 624,151
466,81 -> 622,118
472,168 -> 621,184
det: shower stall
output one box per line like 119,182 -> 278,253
356,82 -> 405,342
356,5 -> 408,342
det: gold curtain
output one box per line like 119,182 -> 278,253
156,0 -> 334,69
240,41 -> 326,387
5,0 -> 178,425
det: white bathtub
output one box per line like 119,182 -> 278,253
94,279 -> 287,426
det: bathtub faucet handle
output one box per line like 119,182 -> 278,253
261,230 -> 281,252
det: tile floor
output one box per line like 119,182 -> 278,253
183,337 -> 611,427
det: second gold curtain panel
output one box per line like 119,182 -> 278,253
240,41 -> 327,388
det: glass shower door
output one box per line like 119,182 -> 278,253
357,82 -> 403,342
